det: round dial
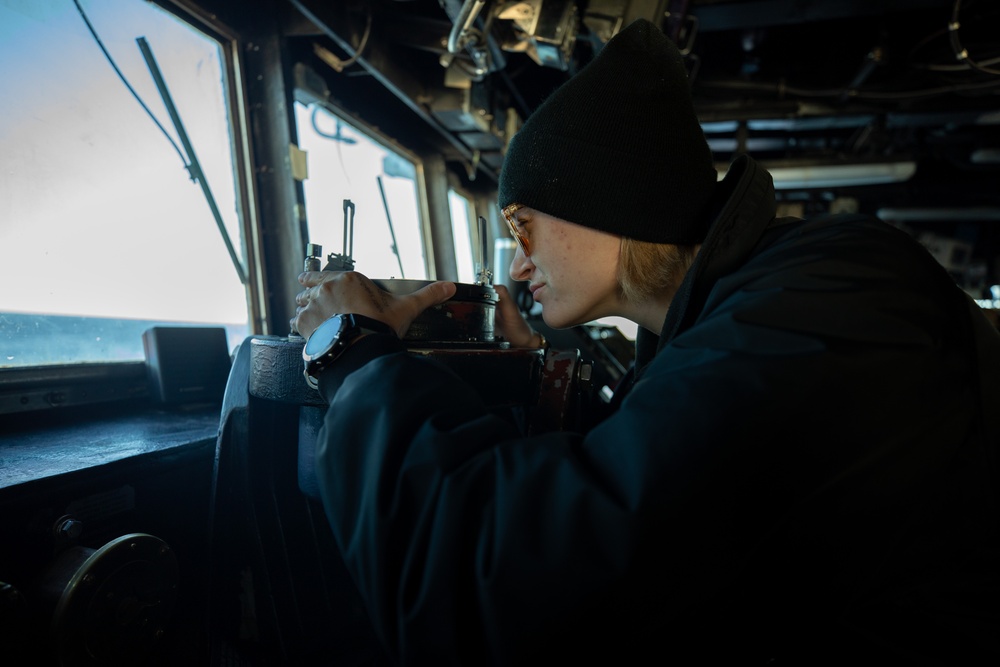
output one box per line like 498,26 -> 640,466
303,314 -> 347,359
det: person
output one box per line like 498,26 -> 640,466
291,18 -> 1000,665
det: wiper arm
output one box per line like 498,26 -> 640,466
376,176 -> 405,279
136,37 -> 248,285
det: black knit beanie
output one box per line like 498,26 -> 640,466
498,18 -> 717,244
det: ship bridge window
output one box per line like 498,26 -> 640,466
294,102 -> 427,280
0,0 -> 249,369
448,189 -> 476,284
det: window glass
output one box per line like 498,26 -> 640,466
593,316 -> 638,341
448,190 -> 476,284
294,102 -> 427,281
0,0 -> 249,368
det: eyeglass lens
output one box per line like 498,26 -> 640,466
504,205 -> 529,256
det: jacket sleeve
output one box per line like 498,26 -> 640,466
314,345 -> 662,664
309,329 -> 909,663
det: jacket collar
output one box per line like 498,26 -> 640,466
634,154 -> 778,371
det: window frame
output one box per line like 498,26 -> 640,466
0,0 -> 259,415
291,91 -> 436,282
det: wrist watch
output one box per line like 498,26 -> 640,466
302,313 -> 395,388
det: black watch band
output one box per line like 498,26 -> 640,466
302,313 -> 395,388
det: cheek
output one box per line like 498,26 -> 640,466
554,232 -> 576,262
568,247 -> 617,299
586,241 -> 620,284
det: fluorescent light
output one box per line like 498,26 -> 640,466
763,161 -> 916,189
714,160 -> 917,188
877,207 -> 1000,222
971,148 -> 1000,164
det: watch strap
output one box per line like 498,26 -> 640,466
311,331 -> 406,396
303,313 -> 396,388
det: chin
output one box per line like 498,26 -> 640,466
539,310 -> 564,330
540,308 -> 584,331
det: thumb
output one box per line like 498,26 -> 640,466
409,280 -> 457,311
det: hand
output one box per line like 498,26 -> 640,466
494,284 -> 544,348
291,271 -> 457,340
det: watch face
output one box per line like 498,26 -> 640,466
303,314 -> 347,359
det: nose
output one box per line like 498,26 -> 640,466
509,244 -> 533,282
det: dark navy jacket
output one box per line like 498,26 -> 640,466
314,155 -> 1000,665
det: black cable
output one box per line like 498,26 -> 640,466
72,0 -> 189,170
310,106 -> 357,143
697,75 -> 1000,102
332,10 -> 372,71
949,0 -> 1000,76
310,106 -> 353,188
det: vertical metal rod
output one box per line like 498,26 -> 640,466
476,215 -> 492,285
343,200 -> 355,260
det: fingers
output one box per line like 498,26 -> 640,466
385,280 -> 455,338
409,281 -> 457,312
294,275 -> 344,307
298,270 -> 338,287
493,284 -> 536,348
294,286 -> 313,307
312,271 -> 389,316
291,276 -> 543,347
291,271 -> 384,338
291,274 -> 457,340
495,284 -> 521,318
295,270 -> 342,310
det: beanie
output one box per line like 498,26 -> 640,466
498,18 -> 717,245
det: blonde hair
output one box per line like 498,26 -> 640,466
617,238 -> 698,303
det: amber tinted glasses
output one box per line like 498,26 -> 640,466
502,203 -> 530,256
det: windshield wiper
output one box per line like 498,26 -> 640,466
136,37 -> 248,285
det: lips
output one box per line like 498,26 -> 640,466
529,283 -> 544,300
